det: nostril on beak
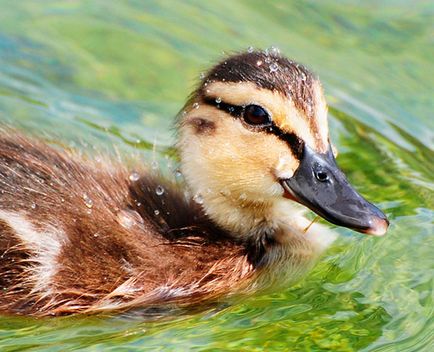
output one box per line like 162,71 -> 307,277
315,170 -> 329,182
364,216 -> 389,236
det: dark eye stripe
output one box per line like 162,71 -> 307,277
269,125 -> 304,160
202,97 -> 305,160
203,96 -> 244,117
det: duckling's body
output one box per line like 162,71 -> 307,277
0,51 -> 388,316
0,134 -> 328,315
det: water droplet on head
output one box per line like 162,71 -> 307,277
83,194 -> 93,208
192,102 -> 200,110
175,170 -> 182,178
269,63 -> 279,73
199,72 -> 205,79
31,203 -> 37,210
239,193 -> 247,202
264,57 -> 271,64
155,185 -> 165,196
215,97 -> 222,104
129,172 -> 140,182
247,46 -> 254,53
154,209 -> 160,216
256,60 -> 263,67
268,46 -> 280,55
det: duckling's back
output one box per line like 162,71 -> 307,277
0,133 -> 250,316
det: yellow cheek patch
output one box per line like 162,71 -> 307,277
273,154 -> 300,179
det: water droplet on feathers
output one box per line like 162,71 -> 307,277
193,193 -> 204,204
268,46 -> 280,55
269,63 -> 279,73
129,172 -> 140,182
156,186 -> 165,196
118,213 -> 134,229
83,194 -> 93,208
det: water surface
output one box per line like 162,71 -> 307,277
0,1 -> 432,351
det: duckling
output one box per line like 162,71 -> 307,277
0,51 -> 388,316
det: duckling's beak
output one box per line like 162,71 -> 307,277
281,145 -> 389,236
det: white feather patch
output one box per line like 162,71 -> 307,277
0,211 -> 66,294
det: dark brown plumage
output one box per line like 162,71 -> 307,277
199,50 -> 317,119
0,133 -> 252,316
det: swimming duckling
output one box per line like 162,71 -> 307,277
0,51 -> 388,316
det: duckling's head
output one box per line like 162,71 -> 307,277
178,51 -> 388,239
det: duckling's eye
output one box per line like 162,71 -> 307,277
243,105 -> 271,126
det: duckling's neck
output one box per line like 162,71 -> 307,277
199,193 -> 273,238
193,189 -> 300,240
194,189 -> 336,261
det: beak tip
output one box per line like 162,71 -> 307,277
364,216 -> 389,236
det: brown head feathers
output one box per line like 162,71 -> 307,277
198,50 -> 317,119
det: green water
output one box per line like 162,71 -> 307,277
0,1 -> 433,351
